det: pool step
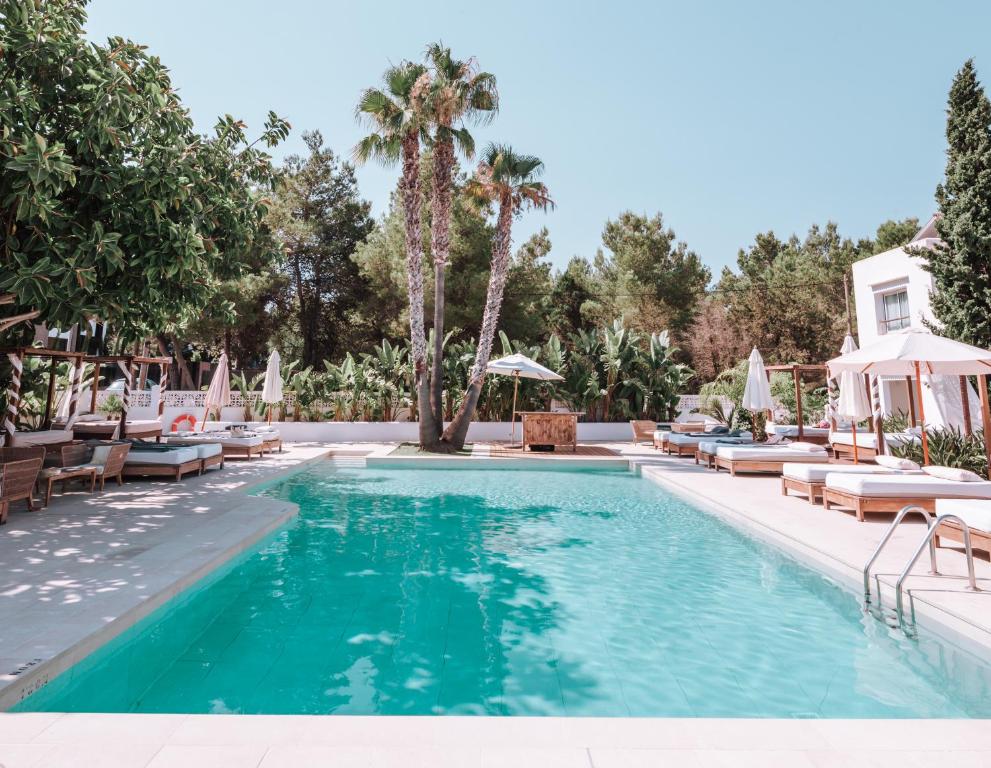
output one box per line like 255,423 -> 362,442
327,455 -> 367,468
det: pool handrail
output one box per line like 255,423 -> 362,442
863,504 -> 936,605
895,512 -> 980,627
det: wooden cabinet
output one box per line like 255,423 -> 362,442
519,412 -> 579,452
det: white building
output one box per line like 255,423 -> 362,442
851,214 -> 980,429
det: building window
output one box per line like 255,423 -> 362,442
880,289 -> 910,332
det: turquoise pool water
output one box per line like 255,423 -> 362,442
17,465 -> 991,716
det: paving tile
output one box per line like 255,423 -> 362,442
146,744 -> 267,768
34,741 -> 162,768
169,714 -> 310,746
591,749 -> 705,768
0,742 -> 58,768
0,713 -> 62,742
31,713 -> 187,745
481,747 -> 590,767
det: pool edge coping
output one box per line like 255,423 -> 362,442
0,448 -> 339,712
638,464 -> 991,663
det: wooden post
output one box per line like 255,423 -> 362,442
915,361 -> 930,466
960,376 -> 973,436
510,372 -> 520,446
90,363 -> 100,414
792,368 -> 804,439
979,374 -> 991,479
3,351 -> 23,446
863,374 -> 874,430
44,357 -> 57,429
905,375 -> 917,427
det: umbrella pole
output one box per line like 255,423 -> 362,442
267,403 -> 272,425
915,361 -> 930,465
202,405 -> 210,428
851,423 -> 858,464
510,372 -> 520,447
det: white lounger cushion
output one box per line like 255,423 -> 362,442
716,445 -> 829,462
782,463 -> 920,483
935,499 -> 991,532
829,431 -> 918,449
697,439 -> 755,454
825,473 -> 991,498
188,443 -> 223,459
670,431 -> 751,447
9,430 -> 72,446
125,447 -> 198,466
653,431 -> 669,446
180,434 -> 265,447
768,425 -> 830,437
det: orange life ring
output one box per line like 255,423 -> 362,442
171,413 -> 197,433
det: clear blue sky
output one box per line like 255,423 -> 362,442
86,0 -> 991,275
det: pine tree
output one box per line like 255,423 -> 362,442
926,60 -> 991,347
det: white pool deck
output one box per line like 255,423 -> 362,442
0,441 -> 989,766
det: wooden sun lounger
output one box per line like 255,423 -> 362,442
630,420 -> 656,447
670,422 -> 707,434
821,487 -> 938,521
122,459 -> 201,481
830,442 -> 880,461
713,456 -> 796,476
933,520 -> 991,555
780,475 -> 826,503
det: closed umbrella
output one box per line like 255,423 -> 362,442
828,328 -> 991,465
836,366 -> 872,463
261,349 -> 283,424
202,352 -> 231,427
485,353 -> 564,445
742,347 -> 774,414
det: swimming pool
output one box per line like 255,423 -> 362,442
16,464 -> 991,716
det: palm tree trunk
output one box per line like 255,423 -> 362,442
429,137 -> 455,432
443,194 -> 513,448
400,132 -> 439,448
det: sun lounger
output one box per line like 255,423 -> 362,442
933,499 -> 991,556
0,449 -> 44,524
767,424 -> 830,444
828,430 -> 918,461
167,432 -> 266,460
822,473 -> 991,521
7,430 -> 73,448
123,445 -> 201,481
630,420 -> 657,446
254,426 -> 282,453
781,463 -> 922,504
73,419 -> 163,442
713,444 -> 830,476
164,439 -> 225,471
665,430 -> 751,456
695,438 -> 757,467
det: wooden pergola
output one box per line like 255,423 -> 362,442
84,355 -> 173,436
1,347 -> 86,446
763,364 -> 830,440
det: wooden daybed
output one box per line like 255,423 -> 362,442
821,474 -> 991,522
712,445 -> 830,476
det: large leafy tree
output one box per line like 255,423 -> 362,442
593,212 -> 710,337
714,223 -> 871,365
354,60 -> 439,446
268,131 -> 374,366
0,0 -> 288,340
925,59 -> 991,347
422,43 -> 498,430
444,145 -> 553,448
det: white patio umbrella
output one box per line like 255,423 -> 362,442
836,366 -> 872,464
742,347 -> 774,415
261,349 -> 283,424
202,352 -> 231,427
485,353 -> 564,445
827,334 -> 859,427
828,328 -> 991,465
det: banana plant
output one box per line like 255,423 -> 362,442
231,371 -> 265,421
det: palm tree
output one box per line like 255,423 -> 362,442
443,144 -> 553,448
353,61 -> 441,447
423,43 -> 498,432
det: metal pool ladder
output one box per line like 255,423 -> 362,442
863,505 -> 936,607
894,513 -> 980,627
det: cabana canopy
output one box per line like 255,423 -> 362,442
827,329 -> 991,467
827,328 -> 991,377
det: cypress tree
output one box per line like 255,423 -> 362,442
926,60 -> 991,347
